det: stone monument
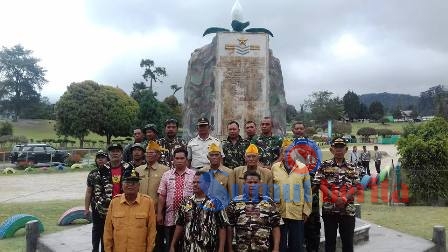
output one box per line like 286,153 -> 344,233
183,0 -> 286,139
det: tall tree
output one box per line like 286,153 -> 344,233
140,59 -> 167,91
95,86 -> 139,145
286,104 -> 299,123
305,91 -> 344,125
55,81 -> 104,148
369,101 -> 385,121
0,44 -> 47,120
342,91 -> 360,120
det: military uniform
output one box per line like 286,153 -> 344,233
222,136 -> 250,169
157,136 -> 187,168
187,135 -> 221,169
175,195 -> 229,252
252,135 -> 283,167
226,194 -> 283,252
314,157 -> 362,252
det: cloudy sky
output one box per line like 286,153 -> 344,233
1,0 -> 447,108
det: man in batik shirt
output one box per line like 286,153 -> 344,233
226,170 -> 282,252
157,118 -> 187,168
314,138 -> 362,252
222,120 -> 249,169
170,171 -> 228,252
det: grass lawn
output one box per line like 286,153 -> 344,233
350,121 -> 418,135
0,199 -> 86,251
358,190 -> 448,241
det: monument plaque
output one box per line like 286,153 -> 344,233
214,32 -> 270,138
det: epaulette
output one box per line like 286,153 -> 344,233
141,194 -> 151,199
114,194 -> 122,198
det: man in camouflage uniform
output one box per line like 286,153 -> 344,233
244,120 -> 258,142
157,118 -> 186,168
222,120 -> 249,169
128,143 -> 146,169
123,127 -> 145,162
226,170 -> 282,252
170,171 -> 228,252
84,150 -> 109,252
314,138 -> 362,252
252,117 -> 283,168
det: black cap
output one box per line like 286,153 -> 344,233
130,143 -> 145,152
108,143 -> 123,152
122,169 -> 141,182
197,117 -> 209,126
95,150 -> 108,158
144,123 -> 158,134
331,138 -> 347,148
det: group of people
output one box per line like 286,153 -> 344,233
349,145 -> 382,176
84,117 -> 362,252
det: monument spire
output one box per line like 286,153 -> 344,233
231,0 -> 244,22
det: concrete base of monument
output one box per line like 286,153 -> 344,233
36,218 -> 435,252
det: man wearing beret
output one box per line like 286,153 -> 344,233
187,117 -> 221,170
104,169 -> 156,252
136,141 -> 170,252
314,138 -> 362,252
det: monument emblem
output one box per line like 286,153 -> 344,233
225,38 -> 260,55
183,0 -> 286,139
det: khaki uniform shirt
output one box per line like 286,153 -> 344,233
187,135 -> 221,169
199,165 -> 236,199
272,161 -> 312,220
104,193 -> 156,252
135,162 -> 169,211
233,166 -> 273,198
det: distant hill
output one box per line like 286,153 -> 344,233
359,92 -> 419,111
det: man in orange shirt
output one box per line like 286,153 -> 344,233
104,169 -> 156,252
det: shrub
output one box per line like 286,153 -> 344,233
377,128 -> 394,137
397,117 -> 448,205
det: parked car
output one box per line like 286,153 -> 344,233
9,144 -> 25,163
11,144 -> 70,165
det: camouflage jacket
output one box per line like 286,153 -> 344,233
314,159 -> 362,216
222,136 -> 250,169
89,161 -> 130,217
157,137 -> 187,168
227,194 -> 283,251
252,135 -> 283,167
176,195 -> 229,252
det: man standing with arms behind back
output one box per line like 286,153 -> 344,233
222,121 -> 249,169
158,118 -> 187,168
253,117 -> 283,169
187,117 -> 221,170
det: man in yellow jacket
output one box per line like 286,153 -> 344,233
104,169 -> 156,252
272,139 -> 312,252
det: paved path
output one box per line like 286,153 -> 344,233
0,171 -> 88,203
356,220 -> 435,252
